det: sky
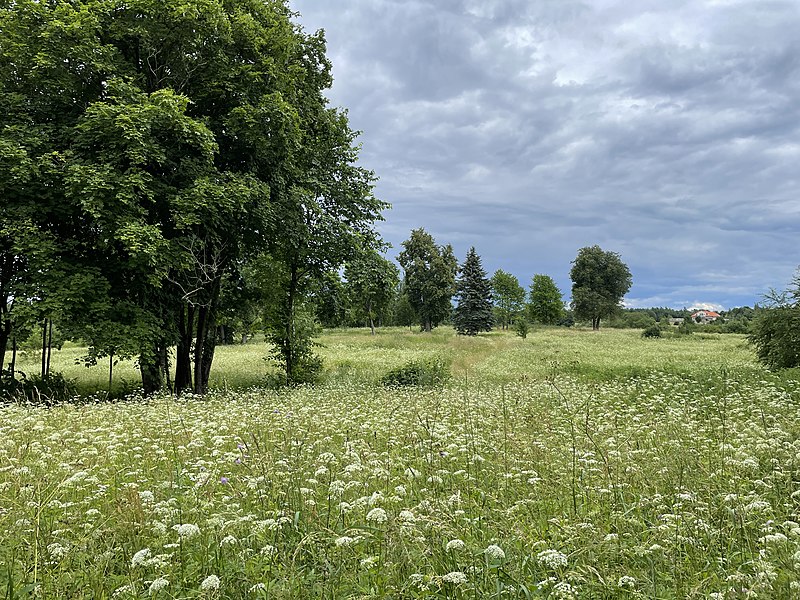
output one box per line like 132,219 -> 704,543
291,0 -> 800,310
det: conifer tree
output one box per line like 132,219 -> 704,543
453,247 -> 494,336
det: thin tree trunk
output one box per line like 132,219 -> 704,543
175,304 -> 193,393
284,264 -> 298,384
46,319 -> 53,377
108,353 -> 114,397
40,319 -> 47,378
0,317 -> 10,373
368,300 -> 375,335
10,335 -> 16,379
193,305 -> 208,394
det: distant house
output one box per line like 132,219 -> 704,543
691,310 -> 720,324
668,317 -> 684,326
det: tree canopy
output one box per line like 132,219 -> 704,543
0,0 -> 385,391
490,270 -> 525,330
528,274 -> 564,325
397,229 -> 457,332
569,246 -> 632,330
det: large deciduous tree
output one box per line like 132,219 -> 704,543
0,0 -> 384,393
490,270 -> 525,330
398,229 -> 457,332
569,246 -> 632,330
453,248 -> 493,336
528,274 -> 564,325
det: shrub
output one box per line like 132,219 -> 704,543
515,319 -> 530,339
641,325 -> 662,338
748,306 -> 800,369
0,371 -> 78,405
381,357 -> 450,387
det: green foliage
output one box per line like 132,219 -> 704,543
266,304 -> 324,385
344,248 -> 399,334
490,270 -> 525,329
453,248 -> 494,336
748,280 -> 800,369
515,318 -> 530,339
0,371 -> 77,405
528,274 -> 564,325
397,229 -> 457,332
641,324 -> 662,338
380,356 -> 451,387
570,245 -> 633,330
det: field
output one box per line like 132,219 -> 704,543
3,327 -> 800,598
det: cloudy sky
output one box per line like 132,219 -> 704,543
292,0 -> 800,310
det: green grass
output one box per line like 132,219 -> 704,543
4,327 -> 800,598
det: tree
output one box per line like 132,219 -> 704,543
490,270 -> 526,330
0,0 -> 385,392
398,229 -> 457,332
528,274 -> 564,325
344,248 -> 399,335
569,246 -> 632,330
749,276 -> 800,369
453,248 -> 494,336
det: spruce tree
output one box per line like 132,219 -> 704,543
454,247 -> 494,336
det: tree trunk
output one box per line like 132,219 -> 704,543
0,318 -> 10,373
284,265 -> 298,384
108,353 -> 114,396
368,300 -> 375,335
193,305 -> 208,394
200,326 -> 216,392
46,319 -> 53,376
174,304 -> 193,393
40,319 -> 47,378
10,335 -> 16,379
140,345 -> 164,395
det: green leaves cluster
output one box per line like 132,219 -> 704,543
570,246 -> 632,330
0,0 -> 385,391
398,229 -> 457,332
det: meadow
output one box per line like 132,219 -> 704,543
2,327 -> 800,598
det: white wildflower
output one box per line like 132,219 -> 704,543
249,583 -> 266,593
618,575 -> 636,588
47,542 -> 69,559
537,548 -> 568,569
398,510 -> 415,523
173,523 -> 201,539
148,577 -> 169,595
552,581 -> 577,599
200,575 -> 220,591
366,507 -> 387,524
131,548 -> 151,567
485,544 -> 505,561
446,539 -> 465,552
360,555 -> 379,568
219,535 -> 237,547
442,571 -> 468,585
334,536 -> 356,547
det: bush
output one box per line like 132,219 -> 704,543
515,319 -> 530,339
0,371 -> 78,405
748,306 -> 800,369
641,325 -> 662,338
381,357 -> 451,387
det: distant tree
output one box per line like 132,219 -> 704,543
398,229 -> 457,332
453,248 -> 494,336
388,286 -> 417,329
515,318 -> 530,339
570,246 -> 632,330
528,274 -> 564,325
344,248 -> 399,335
490,270 -> 525,330
749,278 -> 800,369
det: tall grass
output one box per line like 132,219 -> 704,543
3,327 -> 799,597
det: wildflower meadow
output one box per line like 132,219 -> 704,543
2,328 -> 800,598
